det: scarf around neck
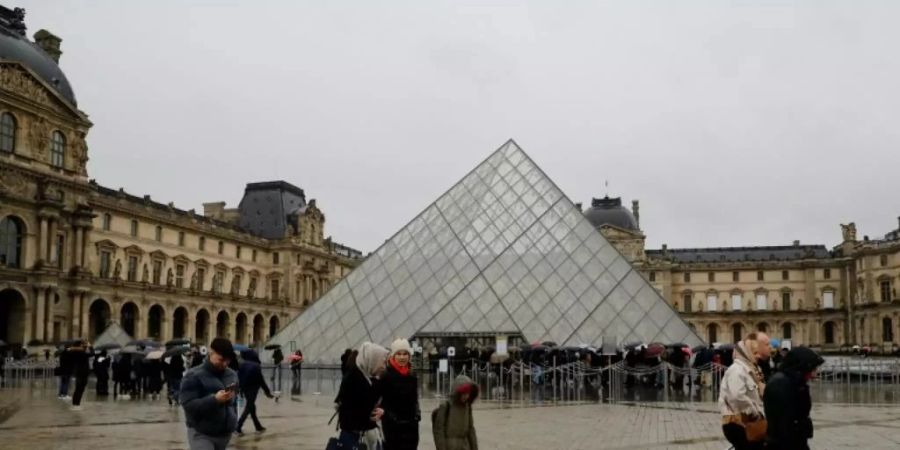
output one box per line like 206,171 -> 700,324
389,356 -> 410,376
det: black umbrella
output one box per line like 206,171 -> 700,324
542,341 -> 558,347
59,338 -> 82,348
692,345 -> 709,353
127,339 -> 161,348
264,344 -> 281,350
94,343 -> 121,351
165,338 -> 191,347
163,346 -> 190,359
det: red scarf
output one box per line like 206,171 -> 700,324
389,357 -> 410,376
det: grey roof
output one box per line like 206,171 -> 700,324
238,181 -> 307,240
0,7 -> 77,105
583,196 -> 639,232
267,140 -> 703,362
646,245 -> 832,263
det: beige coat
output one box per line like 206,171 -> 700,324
718,344 -> 765,418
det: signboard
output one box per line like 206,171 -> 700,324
447,346 -> 456,357
782,339 -> 792,350
438,359 -> 449,373
496,336 -> 508,356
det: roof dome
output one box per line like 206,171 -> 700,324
0,7 -> 77,105
583,196 -> 639,232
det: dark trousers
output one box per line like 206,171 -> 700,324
167,376 -> 183,402
722,424 -> 765,450
96,376 -> 109,395
237,392 -> 263,431
72,375 -> 89,406
58,376 -> 71,396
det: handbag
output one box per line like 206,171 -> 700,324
743,416 -> 768,442
325,432 -> 367,450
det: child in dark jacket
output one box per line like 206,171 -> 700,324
432,375 -> 478,450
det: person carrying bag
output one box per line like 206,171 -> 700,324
327,342 -> 390,450
718,333 -> 767,450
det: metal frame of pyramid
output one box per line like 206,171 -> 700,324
268,140 -> 703,362
93,321 -> 134,349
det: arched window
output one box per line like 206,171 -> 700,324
0,216 -> 24,268
824,321 -> 835,344
0,112 -> 16,152
50,130 -> 66,167
782,322 -> 793,340
732,323 -> 743,343
707,323 -> 719,343
883,317 -> 894,342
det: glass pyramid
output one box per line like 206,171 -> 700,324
268,140 -> 703,362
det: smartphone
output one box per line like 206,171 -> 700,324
225,383 -> 238,392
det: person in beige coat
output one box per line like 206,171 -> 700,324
718,334 -> 766,450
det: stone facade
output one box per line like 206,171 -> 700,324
0,18 -> 361,348
587,200 -> 900,353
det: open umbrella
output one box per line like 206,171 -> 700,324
232,344 -> 250,353
165,338 -> 191,347
646,343 -> 666,358
489,352 -> 509,364
288,353 -> 303,363
145,349 -> 165,360
121,345 -> 144,354
127,339 -> 161,348
264,344 -> 281,350
542,341 -> 558,347
163,346 -> 190,359
769,338 -> 781,349
94,343 -> 121,352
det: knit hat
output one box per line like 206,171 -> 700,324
390,338 -> 412,355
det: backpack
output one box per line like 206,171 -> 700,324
431,400 -> 450,433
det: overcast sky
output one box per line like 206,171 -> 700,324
17,1 -> 900,253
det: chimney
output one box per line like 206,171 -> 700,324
632,199 -> 640,229
793,240 -> 800,246
574,202 -> 582,211
897,216 -> 900,229
33,29 -> 62,63
864,235 -> 869,242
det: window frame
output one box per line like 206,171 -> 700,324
50,130 -> 66,168
130,220 -> 139,237
0,112 -> 16,153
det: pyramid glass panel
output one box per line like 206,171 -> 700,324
267,140 -> 702,362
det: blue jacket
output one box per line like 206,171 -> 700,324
180,360 -> 238,436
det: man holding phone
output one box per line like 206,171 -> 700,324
180,338 -> 240,450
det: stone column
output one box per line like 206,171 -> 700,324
162,310 -> 173,343
229,315 -> 237,341
45,289 -> 55,343
48,219 -> 58,266
34,287 -> 46,342
38,217 -> 49,264
305,275 -> 312,302
135,306 -> 147,340
185,310 -> 195,341
74,226 -> 84,268
71,291 -> 82,339
80,293 -> 90,340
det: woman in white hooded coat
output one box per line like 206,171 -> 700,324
718,333 -> 766,450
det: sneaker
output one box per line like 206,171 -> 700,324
234,430 -> 244,437
255,427 -> 267,433
70,405 -> 82,411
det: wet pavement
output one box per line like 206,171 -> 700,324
1,385 -> 900,449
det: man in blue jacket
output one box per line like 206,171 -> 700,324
180,338 -> 239,450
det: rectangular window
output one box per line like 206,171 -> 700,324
732,272 -> 739,282
155,226 -> 162,242
55,234 -> 64,268
152,260 -> 162,285
782,270 -> 789,281
649,271 -> 656,282
706,294 -> 717,312
684,272 -> 691,283
197,268 -> 206,291
102,214 -> 111,231
824,268 -> 831,280
295,280 -> 301,302
127,256 -> 138,282
252,249 -> 257,263
215,270 -> 225,293
175,264 -> 185,288
731,293 -> 742,311
218,241 -> 224,255
682,293 -> 693,312
236,246 -> 242,259
823,291 -> 834,309
199,237 -> 206,251
233,274 -> 242,294
130,220 -> 138,237
100,251 -> 111,278
756,293 -> 767,311
272,279 -> 280,300
178,232 -> 185,247
708,272 -> 715,282
880,254 -> 888,267
881,281 -> 891,302
782,292 -> 791,311
273,252 -> 280,265
757,271 -> 764,281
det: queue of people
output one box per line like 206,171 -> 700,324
718,332 -> 824,450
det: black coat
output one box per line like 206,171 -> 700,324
335,367 -> 380,433
380,363 -> 420,450
70,349 -> 91,379
237,360 -> 272,399
763,347 -> 822,450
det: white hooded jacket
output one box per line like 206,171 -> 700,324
718,342 -> 765,418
